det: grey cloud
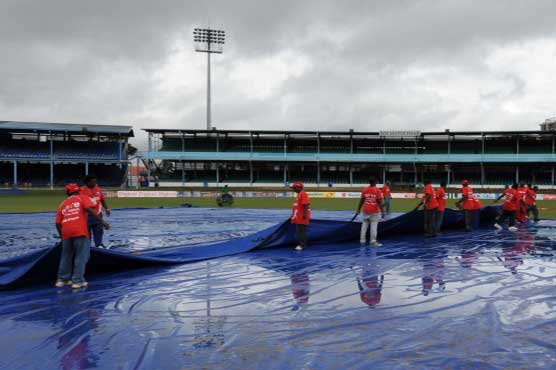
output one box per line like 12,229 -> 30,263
1,0 -> 556,149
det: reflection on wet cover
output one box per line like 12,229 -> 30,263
355,248 -> 384,307
421,258 -> 446,296
291,273 -> 310,310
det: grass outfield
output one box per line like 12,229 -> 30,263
0,190 -> 554,217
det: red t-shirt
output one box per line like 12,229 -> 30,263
291,191 -> 311,225
472,195 -> 483,210
525,188 -> 536,206
361,186 -> 384,213
382,185 -> 391,198
501,188 -> 520,212
517,187 -> 528,208
461,186 -> 475,210
435,187 -> 446,212
423,184 -> 438,210
80,185 -> 105,215
56,195 -> 94,240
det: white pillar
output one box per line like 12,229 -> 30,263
50,161 -> 54,190
147,133 -> 151,187
181,161 -> 185,187
12,160 -> 17,187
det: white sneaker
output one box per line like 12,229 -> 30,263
295,245 -> 304,251
494,223 -> 502,230
370,241 -> 382,247
55,280 -> 72,287
508,226 -> 518,232
71,281 -> 89,289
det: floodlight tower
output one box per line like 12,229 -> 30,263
194,28 -> 225,130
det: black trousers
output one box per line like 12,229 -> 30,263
496,210 -> 516,227
527,205 -> 539,222
464,210 -> 474,231
295,224 -> 308,246
424,209 -> 437,236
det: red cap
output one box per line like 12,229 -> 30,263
64,183 -> 80,195
290,181 -> 304,189
461,179 -> 469,185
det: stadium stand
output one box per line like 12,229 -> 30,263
0,138 -> 50,159
143,128 -> 556,188
54,141 -> 120,160
0,121 -> 133,188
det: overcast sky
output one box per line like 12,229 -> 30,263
1,0 -> 556,148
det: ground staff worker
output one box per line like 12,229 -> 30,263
435,181 -> 447,234
526,184 -> 540,222
415,180 -> 439,237
55,184 -> 109,289
290,182 -> 311,251
353,177 -> 385,246
456,180 -> 475,232
382,181 -> 392,215
493,183 -> 521,231
516,182 -> 528,223
80,175 -> 110,248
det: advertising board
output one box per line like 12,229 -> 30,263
117,191 -> 178,198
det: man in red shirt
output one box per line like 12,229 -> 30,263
55,184 -> 110,289
516,182 -> 528,223
80,175 -> 111,248
290,182 -> 311,251
381,181 -> 392,215
435,181 -> 447,234
493,183 -> 521,231
525,183 -> 539,222
455,180 -> 475,232
354,177 -> 385,246
415,180 -> 439,237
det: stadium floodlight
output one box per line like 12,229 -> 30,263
194,28 -> 226,130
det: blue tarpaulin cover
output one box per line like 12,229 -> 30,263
0,207 -> 497,289
1,206 -> 556,370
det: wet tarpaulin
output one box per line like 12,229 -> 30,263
0,207 -> 500,289
1,208 -> 556,369
2,207 -> 556,369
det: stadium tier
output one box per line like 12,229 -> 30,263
144,128 -> 556,188
0,121 -> 133,188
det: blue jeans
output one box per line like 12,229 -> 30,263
57,236 -> 90,283
88,215 -> 104,247
384,197 -> 391,214
435,211 -> 444,233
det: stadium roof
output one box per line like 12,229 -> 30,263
0,121 -> 134,136
142,128 -> 549,136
